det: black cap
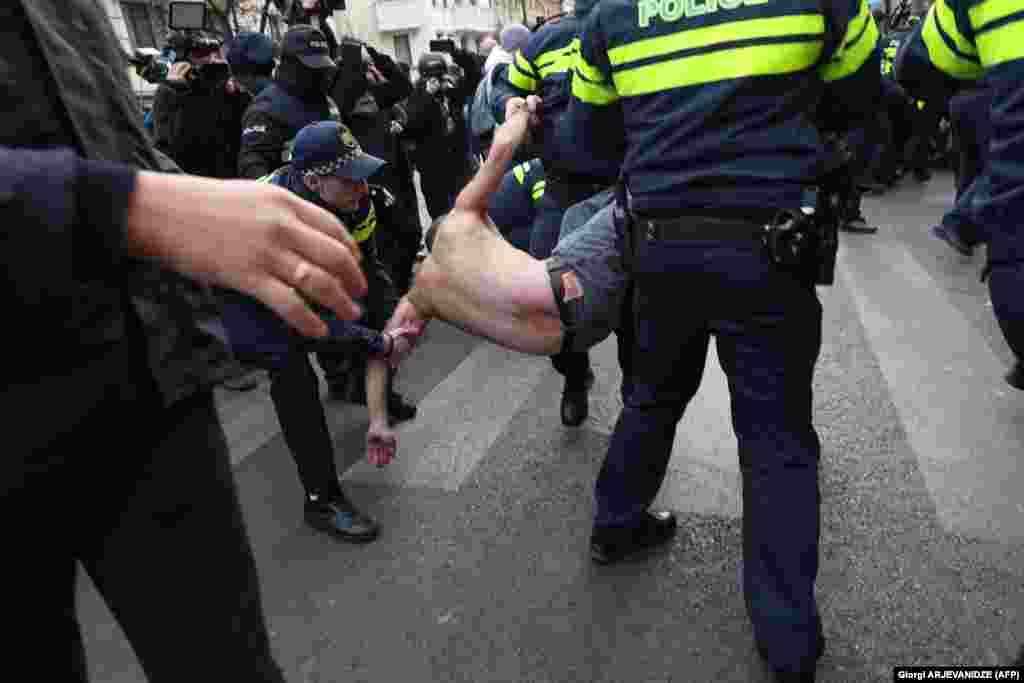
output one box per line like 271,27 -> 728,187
281,25 -> 334,69
226,32 -> 275,71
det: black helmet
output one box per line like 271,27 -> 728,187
166,30 -> 223,57
417,52 -> 447,79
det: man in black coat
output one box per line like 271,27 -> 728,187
1,1 -> 367,679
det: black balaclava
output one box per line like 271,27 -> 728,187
276,55 -> 331,100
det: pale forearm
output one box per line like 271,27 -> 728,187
366,358 -> 389,426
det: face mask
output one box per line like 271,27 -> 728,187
195,62 -> 231,89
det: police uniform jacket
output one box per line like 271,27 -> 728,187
566,0 -> 882,216
894,0 -> 1024,264
238,80 -> 332,179
494,13 -> 623,185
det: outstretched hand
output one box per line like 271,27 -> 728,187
366,418 -> 397,467
126,173 -> 368,339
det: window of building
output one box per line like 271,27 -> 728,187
394,34 -> 412,66
121,1 -> 158,49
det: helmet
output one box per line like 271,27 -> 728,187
165,30 -> 223,58
418,52 -> 447,79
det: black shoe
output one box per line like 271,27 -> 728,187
387,391 -> 418,423
590,510 -> 678,565
858,179 -> 888,195
304,491 -> 380,543
762,622 -> 825,683
840,215 -> 878,234
931,224 -> 975,257
1007,362 -> 1024,391
913,168 -> 932,182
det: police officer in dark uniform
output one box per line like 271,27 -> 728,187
488,157 -> 547,252
895,0 -> 1024,392
238,25 -> 339,180
492,0 -> 622,427
565,0 -> 880,679
225,31 -> 277,98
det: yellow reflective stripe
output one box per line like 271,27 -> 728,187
257,173 -> 274,183
572,72 -> 619,104
976,18 -> 1024,66
935,0 -> 978,55
531,180 -> 546,200
513,163 -> 527,184
608,15 -> 824,67
351,203 -> 377,243
922,3 -> 985,77
613,40 -> 820,96
819,1 -> 879,81
536,39 -> 580,78
508,51 -> 540,92
969,0 -> 1024,29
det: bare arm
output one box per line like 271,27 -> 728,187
393,98 -> 563,356
365,358 -> 396,467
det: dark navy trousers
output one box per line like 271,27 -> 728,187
596,236 -> 824,674
531,191 -> 592,388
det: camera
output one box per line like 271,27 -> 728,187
429,39 -> 456,55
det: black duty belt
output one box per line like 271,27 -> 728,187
545,172 -> 613,207
631,212 -> 776,243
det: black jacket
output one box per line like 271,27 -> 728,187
238,79 -> 331,179
1,0 -> 228,412
153,78 -> 250,179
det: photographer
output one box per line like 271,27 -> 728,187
152,31 -> 249,180
402,50 -> 479,220
342,41 -> 419,294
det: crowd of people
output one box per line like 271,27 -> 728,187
4,0 -> 1023,680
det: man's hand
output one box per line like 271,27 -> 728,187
374,324 -> 422,368
125,173 -> 368,338
167,62 -> 192,83
425,77 -> 441,95
366,418 -> 397,467
494,96 -> 541,150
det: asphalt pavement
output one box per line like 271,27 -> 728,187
79,171 -> 1024,682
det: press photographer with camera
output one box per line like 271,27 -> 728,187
151,16 -> 247,180
402,46 -> 480,220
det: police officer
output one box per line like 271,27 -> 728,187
492,0 -> 622,427
238,25 -> 369,399
238,25 -> 339,180
564,0 -> 880,679
488,157 -> 547,252
225,31 -> 277,98
895,0 -> 1024,392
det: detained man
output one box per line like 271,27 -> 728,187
391,96 -> 624,362
387,98 -> 677,565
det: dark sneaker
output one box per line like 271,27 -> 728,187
304,492 -> 380,543
591,510 -> 678,565
1006,361 -> 1024,391
387,391 -> 418,423
221,367 -> 264,391
840,215 -> 878,234
931,224 -> 974,257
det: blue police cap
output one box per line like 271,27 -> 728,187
226,32 -> 275,70
281,25 -> 334,69
292,121 -> 386,181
